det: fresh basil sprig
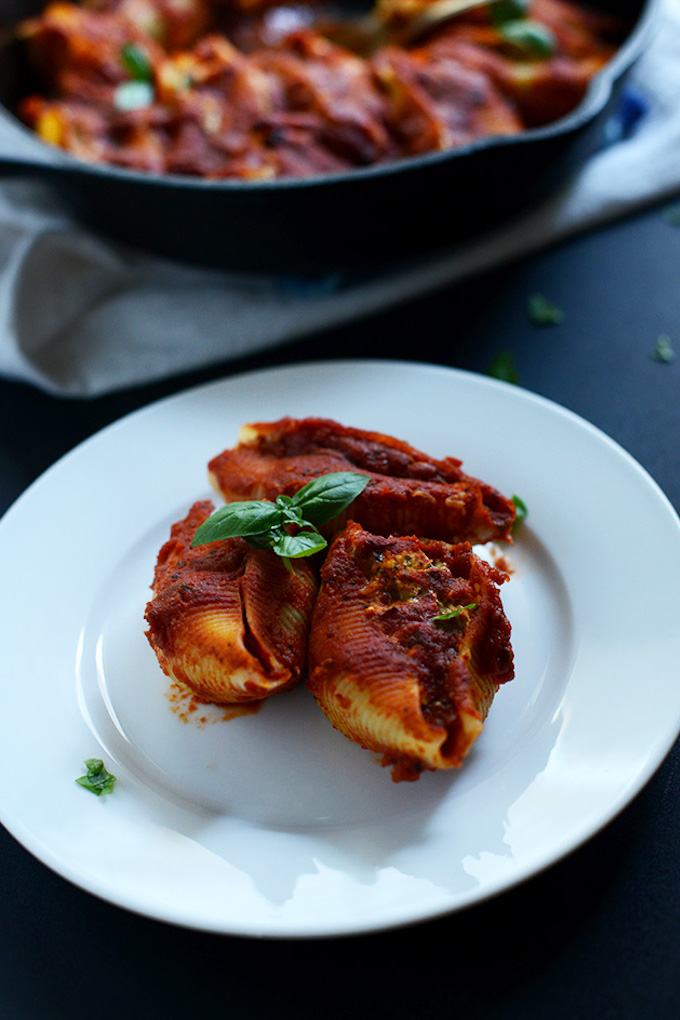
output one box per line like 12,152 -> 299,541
192,471 -> 369,558
76,758 -> 117,796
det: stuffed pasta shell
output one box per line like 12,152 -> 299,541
208,417 -> 515,545
308,522 -> 514,781
145,501 -> 318,703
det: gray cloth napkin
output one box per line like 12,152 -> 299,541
1,0 -> 679,396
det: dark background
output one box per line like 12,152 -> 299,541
1,201 -> 679,1019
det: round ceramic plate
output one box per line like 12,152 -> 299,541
1,359 -> 679,938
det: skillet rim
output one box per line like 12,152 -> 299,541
0,0 -> 661,191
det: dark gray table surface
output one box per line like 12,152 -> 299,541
1,202 -> 679,1020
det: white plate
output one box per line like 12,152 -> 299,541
2,359 -> 680,938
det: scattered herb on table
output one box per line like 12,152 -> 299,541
651,334 -> 675,363
488,351 -> 520,384
192,471 -> 369,558
527,293 -> 564,326
661,204 -> 680,227
76,758 -> 117,796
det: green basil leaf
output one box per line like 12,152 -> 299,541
512,494 -> 528,530
491,0 -> 530,24
113,80 -> 154,112
500,19 -> 556,58
275,501 -> 306,526
76,758 -> 117,796
191,501 -> 284,545
244,526 -> 283,550
191,471 -> 368,559
290,471 -> 369,525
121,42 -> 154,82
272,529 -> 328,558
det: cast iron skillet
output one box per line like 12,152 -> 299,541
0,0 -> 659,274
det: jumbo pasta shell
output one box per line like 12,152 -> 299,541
145,501 -> 318,703
308,522 -> 514,781
208,417 -> 515,544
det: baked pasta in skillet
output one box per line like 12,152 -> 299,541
16,0 -> 624,178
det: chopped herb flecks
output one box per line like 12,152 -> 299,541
115,42 -> 155,110
76,758 -> 117,796
433,603 -> 477,623
491,0 -> 531,23
499,19 -> 556,59
120,42 -> 154,82
491,0 -> 555,59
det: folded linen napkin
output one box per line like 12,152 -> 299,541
0,0 -> 679,397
